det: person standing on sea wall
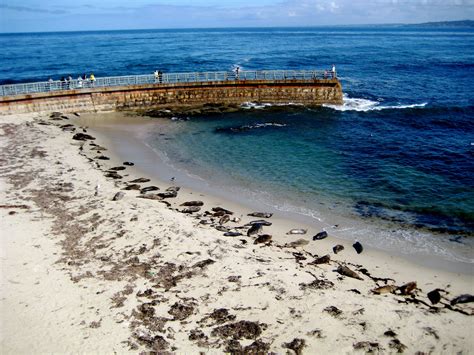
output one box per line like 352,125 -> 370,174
90,73 -> 96,86
332,64 -> 336,78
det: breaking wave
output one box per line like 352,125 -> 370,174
324,94 -> 428,112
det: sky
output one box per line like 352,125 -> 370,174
0,0 -> 473,33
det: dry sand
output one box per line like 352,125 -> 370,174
1,111 -> 473,354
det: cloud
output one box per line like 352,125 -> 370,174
0,4 -> 68,14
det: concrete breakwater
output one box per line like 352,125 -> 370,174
0,78 -> 343,116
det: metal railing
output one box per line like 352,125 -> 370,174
0,69 -> 337,97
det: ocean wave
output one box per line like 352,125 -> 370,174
324,94 -> 428,112
241,101 -> 303,109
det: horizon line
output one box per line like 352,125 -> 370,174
1,19 -> 473,35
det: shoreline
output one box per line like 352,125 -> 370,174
79,111 -> 473,275
1,111 -> 473,353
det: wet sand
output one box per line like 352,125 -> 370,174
1,111 -> 473,354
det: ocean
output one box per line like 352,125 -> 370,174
2,27 -> 473,265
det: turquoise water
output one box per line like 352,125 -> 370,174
2,26 -> 473,264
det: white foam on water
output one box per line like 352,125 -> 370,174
240,101 -> 303,109
324,94 -> 428,112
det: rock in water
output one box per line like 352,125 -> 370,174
254,234 -> 272,244
397,282 -> 417,295
181,206 -> 201,213
113,192 -> 125,201
353,241 -> 363,254
286,229 -> 307,235
427,289 -> 442,305
180,201 -> 204,207
72,133 -> 96,141
337,265 -> 363,280
248,212 -> 273,218
313,231 -> 328,240
450,294 -> 474,306
333,244 -> 344,254
247,224 -> 263,237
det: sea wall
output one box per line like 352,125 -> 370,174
0,79 -> 343,115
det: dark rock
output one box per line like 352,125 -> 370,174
209,308 -> 236,324
248,212 -> 273,218
333,244 -> 344,254
140,186 -> 160,194
123,161 -> 134,166
168,302 -> 194,321
254,234 -> 272,244
336,265 -> 363,280
313,231 -> 328,240
72,133 -> 95,141
323,306 -> 343,318
353,241 -> 364,254
138,302 -> 156,318
247,223 -> 263,237
389,339 -> 407,353
112,192 -> 125,201
311,254 -> 331,265
135,333 -> 169,351
353,341 -> 381,352
192,259 -> 215,269
282,338 -> 306,355
384,330 -> 397,337
211,320 -> 264,340
450,294 -> 474,306
129,177 -> 150,183
123,184 -> 141,190
180,201 -> 204,207
427,289 -> 442,305
181,206 -> 201,213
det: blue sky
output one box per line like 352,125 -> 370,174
0,0 -> 473,33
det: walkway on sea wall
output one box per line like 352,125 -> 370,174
0,70 -> 343,115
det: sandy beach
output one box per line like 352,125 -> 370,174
1,111 -> 473,354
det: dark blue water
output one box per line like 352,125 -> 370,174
2,27 -> 473,262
